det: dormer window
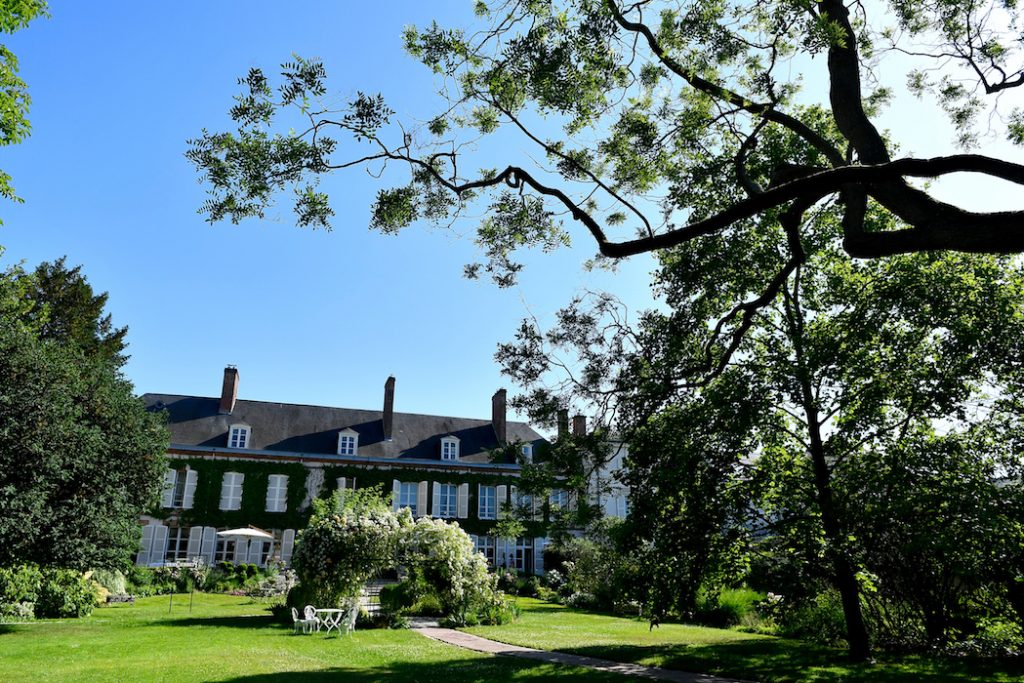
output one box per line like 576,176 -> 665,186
521,444 -> 533,462
228,424 -> 250,449
441,436 -> 460,461
337,429 -> 359,456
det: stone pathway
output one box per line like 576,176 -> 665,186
414,626 -> 757,683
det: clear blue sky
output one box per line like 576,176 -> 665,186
3,3 -> 1019,426
1,1 -> 656,424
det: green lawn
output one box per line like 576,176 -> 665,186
0,594 -> 618,682
465,598 -> 1024,683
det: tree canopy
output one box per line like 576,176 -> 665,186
191,0 -> 1024,293
0,254 -> 167,570
0,0 -> 47,205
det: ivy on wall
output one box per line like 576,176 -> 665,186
153,456 -> 550,538
165,458 -> 310,530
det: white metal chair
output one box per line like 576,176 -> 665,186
291,607 -> 317,634
303,605 -> 322,632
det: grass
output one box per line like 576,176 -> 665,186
464,598 -> 1024,683
0,593 -> 620,682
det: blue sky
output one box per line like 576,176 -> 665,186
3,2 -> 1020,427
1,1 -> 656,425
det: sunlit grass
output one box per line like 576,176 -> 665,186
465,598 -> 1023,683
0,593 -> 618,682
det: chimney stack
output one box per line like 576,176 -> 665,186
219,366 -> 239,414
492,388 -> 507,445
572,414 -> 587,437
383,376 -> 396,440
557,409 -> 569,439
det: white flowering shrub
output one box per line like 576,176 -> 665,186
401,516 -> 499,624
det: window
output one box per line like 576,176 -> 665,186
549,488 -> 569,510
215,538 -> 235,563
228,424 -> 250,449
478,485 -> 496,520
513,537 -> 534,573
219,472 -> 244,510
473,535 -> 496,566
162,468 -> 197,509
515,490 -> 537,519
441,436 -> 460,461
521,444 -> 533,462
164,527 -> 190,563
399,482 -> 418,510
337,430 -> 358,456
437,483 -> 457,518
266,474 -> 288,512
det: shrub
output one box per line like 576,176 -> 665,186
0,564 -> 42,606
768,589 -> 848,646
695,587 -> 764,628
89,568 -> 127,596
35,569 -> 99,618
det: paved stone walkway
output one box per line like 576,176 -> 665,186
414,626 -> 757,683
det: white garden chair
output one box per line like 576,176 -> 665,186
303,605 -> 322,632
291,607 -> 317,634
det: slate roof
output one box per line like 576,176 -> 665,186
142,394 -> 545,465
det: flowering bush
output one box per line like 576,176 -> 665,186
401,516 -> 498,625
290,489 -> 407,607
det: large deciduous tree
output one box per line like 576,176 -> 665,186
191,0 -> 1024,293
0,255 -> 167,570
0,0 -> 47,205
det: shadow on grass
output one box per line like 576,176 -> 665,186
158,615 -> 281,630
560,641 -> 1024,683
218,657 -> 623,682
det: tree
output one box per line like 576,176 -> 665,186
21,257 -> 128,367
190,0 -> 1024,296
0,0 -> 48,205
0,258 -> 167,570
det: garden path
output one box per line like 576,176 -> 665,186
414,626 -> 757,682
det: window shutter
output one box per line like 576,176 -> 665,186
496,485 -> 508,519
568,490 -> 578,511
495,537 -> 505,567
534,537 -> 546,575
186,526 -> 203,559
182,469 -> 198,509
390,479 -> 400,511
234,538 -> 249,564
431,482 -> 441,517
510,485 -> 518,514
200,526 -> 217,563
417,481 -> 428,517
219,474 -> 232,510
151,524 -> 169,565
137,524 -> 155,566
162,469 -> 176,508
458,483 -> 469,519
247,539 -> 263,565
281,529 -> 296,567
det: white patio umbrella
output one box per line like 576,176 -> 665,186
216,526 -> 274,540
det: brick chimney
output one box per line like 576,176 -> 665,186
572,414 -> 587,437
492,388 -> 507,445
219,366 -> 239,414
383,376 -> 396,441
557,409 -> 569,439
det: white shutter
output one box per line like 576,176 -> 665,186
186,526 -> 203,559
417,481 -> 428,517
457,483 -> 469,519
392,479 -> 401,512
281,529 -> 296,566
247,539 -> 263,565
510,485 -> 518,514
534,537 -> 546,575
162,469 -> 176,508
200,526 -> 217,563
182,469 -> 198,509
219,473 -> 232,510
151,524 -> 169,566
432,482 -> 441,517
496,485 -> 508,519
568,490 -> 578,511
495,537 -> 505,567
234,538 -> 249,563
137,524 -> 155,566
